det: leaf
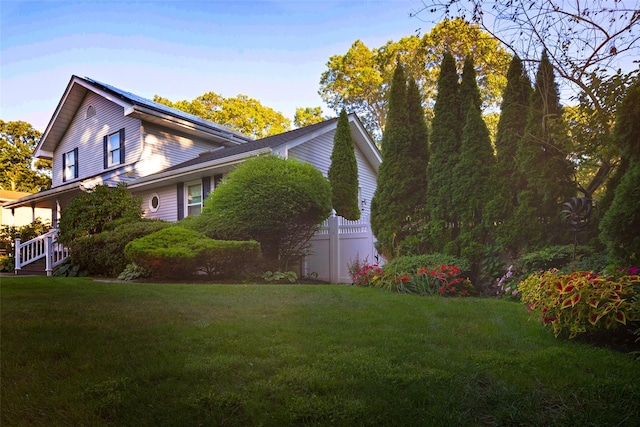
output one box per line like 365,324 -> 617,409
613,311 -> 626,325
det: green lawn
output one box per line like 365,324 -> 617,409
1,277 -> 638,426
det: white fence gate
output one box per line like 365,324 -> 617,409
304,212 -> 381,283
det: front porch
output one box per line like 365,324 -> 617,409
14,229 -> 69,276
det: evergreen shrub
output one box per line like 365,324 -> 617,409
70,219 -> 170,277
382,253 -> 470,280
125,226 -> 260,279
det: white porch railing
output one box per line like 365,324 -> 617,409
15,229 -> 69,276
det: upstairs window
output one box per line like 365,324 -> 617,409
103,129 -> 125,168
63,148 -> 78,182
186,182 -> 203,217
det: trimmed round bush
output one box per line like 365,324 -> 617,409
70,219 -> 170,277
190,155 -> 332,270
125,226 -> 260,279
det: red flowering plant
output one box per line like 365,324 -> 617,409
351,264 -> 384,287
518,269 -> 640,339
395,264 -> 474,297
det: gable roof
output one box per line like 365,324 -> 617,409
35,75 -> 252,159
128,113 -> 381,191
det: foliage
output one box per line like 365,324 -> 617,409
0,119 -> 51,192
262,271 -> 298,283
493,265 -> 519,300
599,80 -> 640,267
518,245 -> 583,277
518,269 -> 640,339
319,19 -> 510,138
52,258 -> 87,277
412,1 -> 639,199
125,226 -> 259,279
371,64 -> 429,258
486,55 -> 531,253
393,265 -> 475,297
0,217 -> 51,258
191,155 -> 331,271
294,107 -> 327,127
513,51 -> 574,250
425,51 -> 461,251
599,160 -> 640,267
328,109 -> 360,220
117,263 -> 150,281
382,253 -> 470,278
153,92 -> 290,139
57,184 -> 142,246
69,219 -> 170,277
351,263 -> 383,287
0,256 -> 13,272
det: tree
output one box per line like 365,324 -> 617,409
452,57 -> 495,264
153,92 -> 291,139
319,19 -> 511,138
514,51 -> 575,250
294,107 -> 328,127
599,79 -> 640,266
425,52 -> 461,251
485,56 -> 532,253
411,0 -> 640,197
371,63 -> 410,258
328,109 -> 360,220
0,120 -> 51,192
57,184 -> 143,246
190,155 -> 332,270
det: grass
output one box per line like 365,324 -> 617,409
1,277 -> 639,426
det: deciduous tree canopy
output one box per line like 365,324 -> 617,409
0,120 -> 51,192
153,92 -> 291,139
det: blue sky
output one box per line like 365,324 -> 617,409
1,0 -> 423,131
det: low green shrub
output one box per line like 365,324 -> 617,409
53,258 -> 87,277
518,269 -> 640,339
70,219 -> 170,277
517,245 -> 593,276
382,253 -> 470,279
262,271 -> 298,283
125,226 -> 260,279
117,263 -> 150,281
0,255 -> 13,272
393,265 -> 475,296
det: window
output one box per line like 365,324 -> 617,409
186,182 -> 202,216
103,129 -> 125,168
149,193 -> 160,213
63,148 -> 78,182
86,105 -> 96,119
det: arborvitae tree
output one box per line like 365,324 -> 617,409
599,79 -> 640,266
371,62 -> 410,258
451,56 -> 495,274
328,109 -> 360,220
425,52 -> 461,251
398,77 -> 430,253
486,56 -> 532,254
514,51 -> 574,250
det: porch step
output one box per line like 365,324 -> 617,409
16,258 -> 47,276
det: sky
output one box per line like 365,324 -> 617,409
1,0 -> 425,132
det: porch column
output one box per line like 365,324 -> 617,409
31,202 -> 36,223
52,200 -> 59,228
10,208 -> 15,227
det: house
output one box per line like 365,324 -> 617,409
0,190 -> 51,228
4,75 -> 382,281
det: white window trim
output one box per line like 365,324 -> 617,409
185,180 -> 203,217
149,193 -> 160,213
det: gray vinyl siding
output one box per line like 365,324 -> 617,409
136,185 -> 177,222
139,124 -> 225,176
288,130 -> 377,219
52,91 -> 141,187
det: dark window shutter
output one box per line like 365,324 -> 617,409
177,182 -> 184,220
202,176 -> 211,200
103,135 -> 108,169
119,128 -> 125,164
214,174 -> 223,188
73,148 -> 79,178
62,153 -> 67,182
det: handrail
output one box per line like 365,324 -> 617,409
15,229 -> 69,276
